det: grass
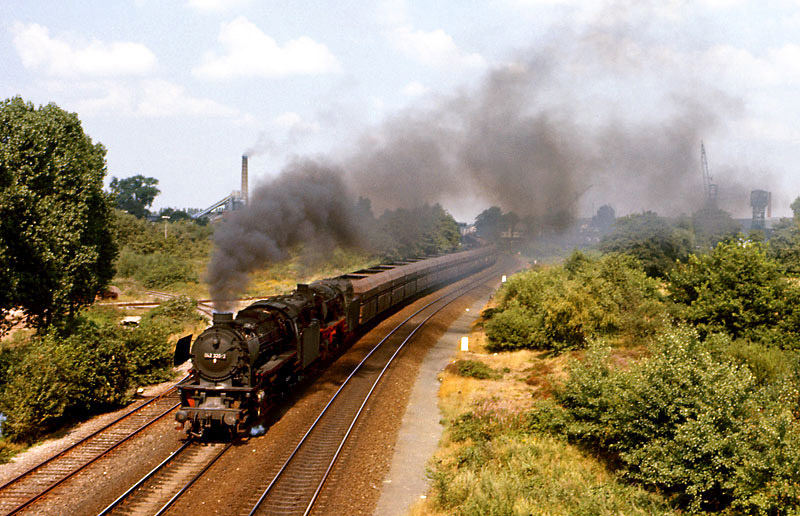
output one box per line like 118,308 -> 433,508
413,309 -> 674,515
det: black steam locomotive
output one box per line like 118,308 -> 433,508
174,247 -> 495,436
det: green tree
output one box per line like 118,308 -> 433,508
0,97 -> 117,333
691,207 -> 741,249
474,206 -> 504,241
377,203 -> 460,259
791,196 -> 800,221
109,174 -> 160,218
600,211 -> 693,277
668,240 -> 800,346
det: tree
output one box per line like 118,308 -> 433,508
158,207 -> 192,222
691,207 -> 741,249
600,211 -> 693,277
474,206 -> 504,241
791,196 -> 800,221
110,174 -> 160,218
668,240 -> 800,346
0,97 -> 117,332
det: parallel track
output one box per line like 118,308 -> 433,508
246,268 -> 497,516
98,441 -> 231,516
0,384 -> 184,515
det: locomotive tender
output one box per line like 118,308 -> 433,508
174,247 -> 495,436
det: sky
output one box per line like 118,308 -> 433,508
2,0 -> 800,222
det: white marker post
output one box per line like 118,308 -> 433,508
460,336 -> 469,351
501,275 -> 507,283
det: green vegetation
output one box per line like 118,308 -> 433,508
452,359 -> 501,380
538,329 -> 800,513
668,240 -> 800,347
0,297 -> 202,444
0,97 -> 117,333
375,203 -> 461,259
112,209 -> 212,294
478,231 -> 800,514
486,252 -> 666,351
599,211 -> 693,278
430,413 -> 674,516
109,174 -> 160,219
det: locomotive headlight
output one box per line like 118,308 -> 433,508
223,413 -> 237,426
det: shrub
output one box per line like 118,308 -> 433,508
599,211 -> 693,278
116,249 -> 197,288
453,359 -> 501,379
551,327 -> 800,513
668,239 -> 800,347
0,319 -> 130,441
431,408 -> 673,515
0,299 -> 190,442
485,252 -> 667,352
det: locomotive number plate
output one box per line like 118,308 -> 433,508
203,352 -> 227,360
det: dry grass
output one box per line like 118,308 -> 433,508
412,305 -> 673,516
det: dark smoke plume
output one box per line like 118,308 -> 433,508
207,159 -> 363,311
342,5 -> 744,226
210,2 -> 751,305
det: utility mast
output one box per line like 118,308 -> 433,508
700,142 -> 718,209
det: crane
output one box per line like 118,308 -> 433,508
700,142 -> 718,209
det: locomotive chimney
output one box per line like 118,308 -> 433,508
241,155 -> 249,206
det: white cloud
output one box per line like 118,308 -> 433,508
72,79 -> 239,118
11,22 -> 156,77
401,81 -> 428,97
273,111 -> 319,132
193,17 -> 341,79
186,0 -> 251,12
389,25 -> 486,69
137,80 -> 239,117
701,43 -> 800,87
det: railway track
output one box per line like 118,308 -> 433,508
98,441 -> 231,516
244,268 -> 498,516
0,384 -> 183,515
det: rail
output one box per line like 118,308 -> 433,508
247,267 -> 498,515
0,377 -> 187,515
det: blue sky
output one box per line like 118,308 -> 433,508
2,0 -> 800,221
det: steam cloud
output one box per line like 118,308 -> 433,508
206,159 -> 362,311
208,2 -> 757,305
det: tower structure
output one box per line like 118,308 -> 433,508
750,190 -> 771,230
241,155 -> 249,206
700,142 -> 718,209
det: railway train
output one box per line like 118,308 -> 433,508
174,246 -> 496,437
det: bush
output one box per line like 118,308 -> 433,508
600,211 -> 693,278
668,240 -> 800,347
485,252 -> 667,352
0,299 -> 193,442
116,249 -> 197,288
431,408 -> 673,515
453,359 -> 501,379
550,327 -> 800,513
0,319 -> 130,441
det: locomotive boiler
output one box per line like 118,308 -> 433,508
174,247 -> 495,437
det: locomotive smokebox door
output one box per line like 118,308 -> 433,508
301,321 -> 320,368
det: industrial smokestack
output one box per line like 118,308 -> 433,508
241,155 -> 249,205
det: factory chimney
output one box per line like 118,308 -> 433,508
241,155 -> 249,206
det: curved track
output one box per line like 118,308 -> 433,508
0,385 -> 183,515
246,268 -> 497,516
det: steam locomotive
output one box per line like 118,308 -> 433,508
174,247 -> 495,437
